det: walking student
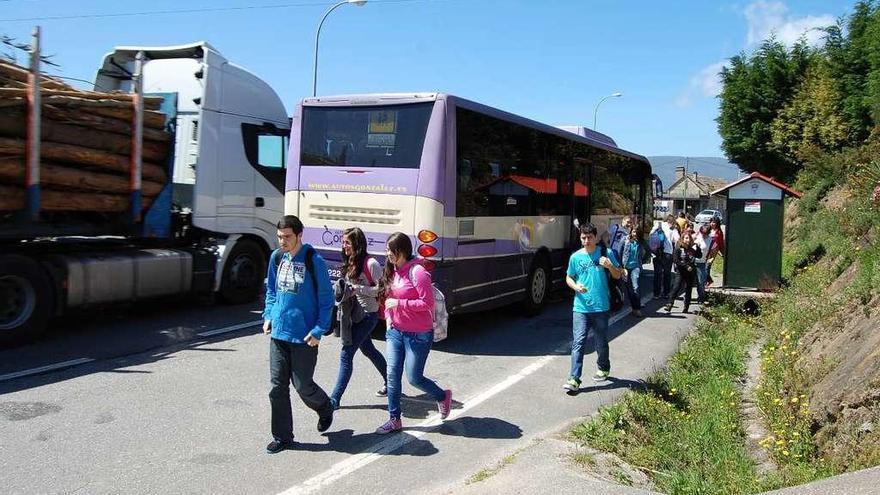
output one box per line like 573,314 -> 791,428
564,222 -> 623,393
665,231 -> 702,314
694,224 -> 713,304
329,227 -> 388,410
620,226 -> 648,317
263,215 -> 335,454
375,232 -> 452,434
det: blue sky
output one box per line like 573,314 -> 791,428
0,0 -> 855,157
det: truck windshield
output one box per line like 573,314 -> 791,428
300,102 -> 433,169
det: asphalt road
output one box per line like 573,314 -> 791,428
0,290 -> 694,495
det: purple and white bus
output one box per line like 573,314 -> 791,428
284,93 -> 652,315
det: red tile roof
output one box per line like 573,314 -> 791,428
710,172 -> 803,198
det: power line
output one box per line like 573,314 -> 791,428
0,0 -> 434,22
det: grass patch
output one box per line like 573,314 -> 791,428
465,451 -> 521,485
571,305 -> 761,494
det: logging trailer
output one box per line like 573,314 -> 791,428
0,41 -> 290,346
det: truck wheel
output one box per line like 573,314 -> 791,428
0,255 -> 55,347
522,257 -> 549,316
219,239 -> 266,305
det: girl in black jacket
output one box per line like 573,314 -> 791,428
665,231 -> 702,313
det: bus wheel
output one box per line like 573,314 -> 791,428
219,239 -> 266,305
523,258 -> 549,316
0,255 -> 54,348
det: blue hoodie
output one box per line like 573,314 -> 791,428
263,244 -> 334,343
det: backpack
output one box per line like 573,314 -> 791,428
406,264 -> 449,342
600,244 -> 625,313
649,228 -> 666,253
272,247 -> 335,336
361,256 -> 386,320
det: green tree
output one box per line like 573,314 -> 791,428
717,38 -> 813,182
824,1 -> 880,142
770,61 -> 849,161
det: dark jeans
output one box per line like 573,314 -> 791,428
571,311 -> 610,380
625,266 -> 641,310
653,253 -> 673,297
668,268 -> 697,311
269,338 -> 332,443
385,327 -> 445,419
330,312 -> 387,404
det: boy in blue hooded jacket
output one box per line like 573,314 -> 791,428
263,215 -> 335,454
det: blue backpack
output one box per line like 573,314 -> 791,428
649,228 -> 666,253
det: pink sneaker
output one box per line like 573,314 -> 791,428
375,417 -> 402,435
438,389 -> 452,419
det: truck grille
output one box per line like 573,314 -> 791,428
309,205 -> 401,225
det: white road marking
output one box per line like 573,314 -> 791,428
196,320 -> 262,337
0,320 -> 264,383
279,293 -> 655,495
0,357 -> 95,382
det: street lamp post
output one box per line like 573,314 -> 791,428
313,0 -> 367,97
592,92 -> 622,131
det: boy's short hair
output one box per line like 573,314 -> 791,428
276,215 -> 304,234
578,222 -> 598,236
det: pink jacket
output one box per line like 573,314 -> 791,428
385,258 -> 434,332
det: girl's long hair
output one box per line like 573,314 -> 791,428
378,232 -> 413,302
341,227 -> 368,281
677,231 -> 693,249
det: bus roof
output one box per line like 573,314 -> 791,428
301,93 -> 651,169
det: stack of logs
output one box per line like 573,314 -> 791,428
0,58 -> 171,213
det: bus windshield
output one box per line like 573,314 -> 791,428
300,102 -> 433,169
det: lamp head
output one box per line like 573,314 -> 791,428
611,92 -> 622,97
348,0 -> 367,5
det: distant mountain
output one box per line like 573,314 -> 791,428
647,156 -> 744,192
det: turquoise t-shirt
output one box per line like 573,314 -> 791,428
567,247 -> 621,313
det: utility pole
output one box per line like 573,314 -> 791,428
683,157 -> 689,218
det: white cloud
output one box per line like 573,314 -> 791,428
676,61 -> 727,108
744,0 -> 836,47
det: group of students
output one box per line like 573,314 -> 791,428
649,212 -> 725,314
261,215 -> 451,454
562,213 -> 724,393
261,212 -> 725,451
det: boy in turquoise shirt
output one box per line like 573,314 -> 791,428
564,222 -> 623,393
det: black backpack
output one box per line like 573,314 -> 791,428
600,243 -> 625,312
272,247 -> 335,336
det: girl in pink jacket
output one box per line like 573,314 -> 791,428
375,232 -> 452,434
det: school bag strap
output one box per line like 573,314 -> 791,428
363,256 -> 375,286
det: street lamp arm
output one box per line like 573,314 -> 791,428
592,92 -> 622,131
313,0 -> 349,97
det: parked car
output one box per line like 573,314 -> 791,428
695,209 -> 723,224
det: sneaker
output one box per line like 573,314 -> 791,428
376,384 -> 388,397
664,304 -> 673,312
438,389 -> 453,419
266,439 -> 292,454
375,417 -> 402,435
329,397 -> 340,411
563,377 -> 581,393
593,370 -> 610,382
317,409 -> 334,432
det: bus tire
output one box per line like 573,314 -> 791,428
219,239 -> 266,305
522,257 -> 550,316
0,255 -> 55,348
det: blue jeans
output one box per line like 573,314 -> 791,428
625,266 -> 641,310
385,327 -> 445,419
330,312 -> 387,405
695,263 -> 708,303
571,311 -> 610,380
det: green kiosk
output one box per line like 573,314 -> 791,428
711,172 -> 802,289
